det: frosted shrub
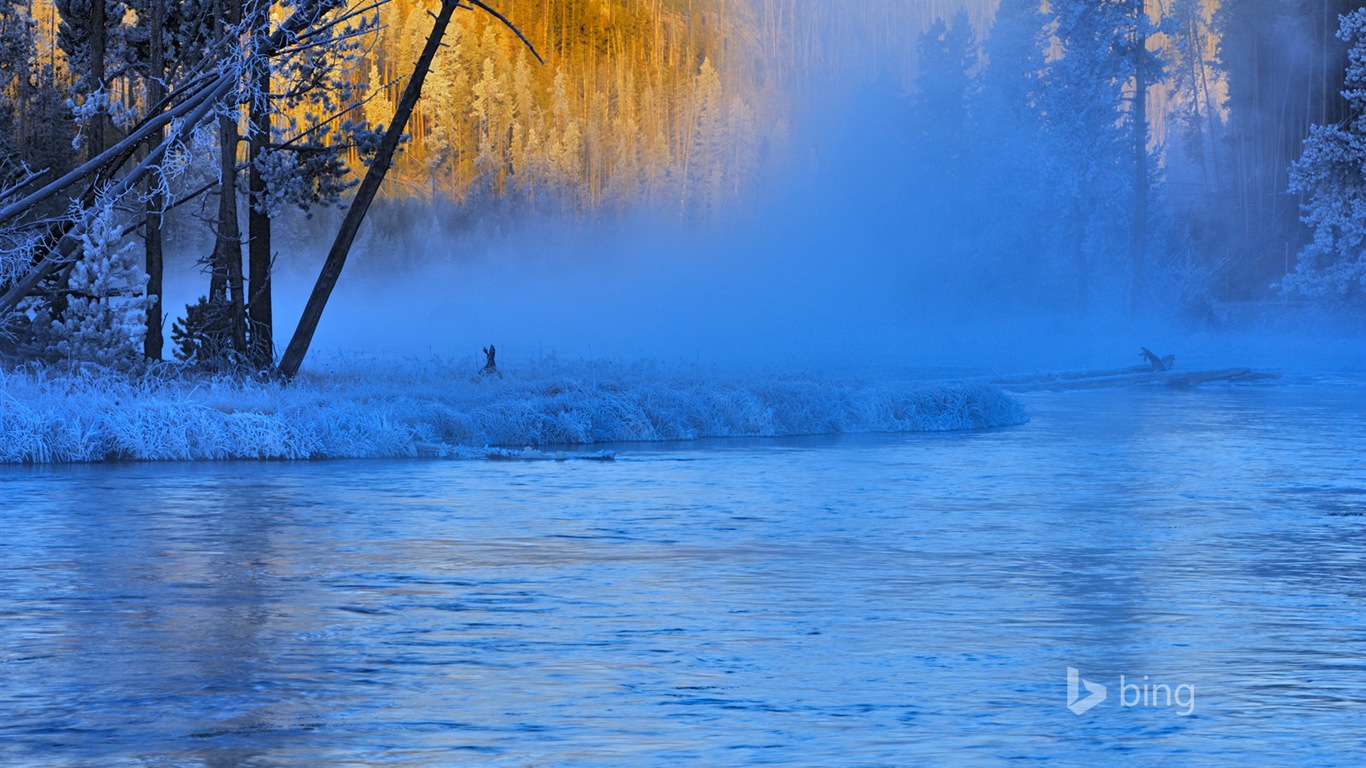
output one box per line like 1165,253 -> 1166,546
0,358 -> 1028,463
26,201 -> 153,371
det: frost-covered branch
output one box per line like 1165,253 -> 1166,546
0,0 -> 391,330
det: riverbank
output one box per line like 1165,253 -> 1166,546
0,358 -> 1027,462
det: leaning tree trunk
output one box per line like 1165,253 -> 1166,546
277,0 -> 462,378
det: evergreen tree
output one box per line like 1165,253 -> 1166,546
0,1 -> 75,190
687,57 -> 725,217
122,0 -> 213,360
912,10 -> 976,233
1037,0 -> 1139,306
24,199 -> 152,370
969,0 -> 1051,296
1164,0 -> 1226,195
914,10 -> 975,168
54,0 -> 130,160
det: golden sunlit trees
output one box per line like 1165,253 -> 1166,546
370,0 -> 764,214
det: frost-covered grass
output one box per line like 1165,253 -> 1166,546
0,358 -> 1027,463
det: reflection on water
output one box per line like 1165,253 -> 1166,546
2,383 -> 1364,766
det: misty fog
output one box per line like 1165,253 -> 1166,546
168,1 -> 1365,378
181,88 -> 1356,378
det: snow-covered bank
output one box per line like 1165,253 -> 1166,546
0,359 -> 1026,463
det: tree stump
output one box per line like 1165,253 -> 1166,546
1140,347 -> 1175,372
479,344 -> 502,379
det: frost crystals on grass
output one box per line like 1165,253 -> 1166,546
0,359 -> 1027,463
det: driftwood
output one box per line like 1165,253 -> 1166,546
986,347 -> 1277,391
1140,347 -> 1175,372
993,366 -> 1279,392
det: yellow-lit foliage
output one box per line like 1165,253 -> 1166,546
13,0 -> 1228,212
367,0 -> 1018,213
369,0 -> 765,214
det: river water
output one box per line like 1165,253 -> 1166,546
2,381 -> 1364,766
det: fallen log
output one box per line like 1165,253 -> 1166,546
995,367 -> 1280,392
991,365 -> 1153,388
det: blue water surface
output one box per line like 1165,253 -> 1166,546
2,381 -> 1364,766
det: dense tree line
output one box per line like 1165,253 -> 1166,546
0,0 -> 532,376
1,0 -> 1361,380
365,0 -> 1016,215
900,0 -> 1366,313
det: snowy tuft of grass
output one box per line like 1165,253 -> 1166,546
0,358 -> 1027,463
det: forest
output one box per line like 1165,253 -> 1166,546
0,0 -> 1363,378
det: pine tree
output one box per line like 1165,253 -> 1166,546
686,57 -> 725,216
914,10 -> 975,168
1037,0 -> 1138,306
26,199 -> 152,370
122,0 -> 213,360
969,0 -> 1051,295
363,61 -> 394,133
912,9 -> 977,239
54,0 -> 130,161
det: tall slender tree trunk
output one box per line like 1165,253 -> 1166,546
144,0 -> 165,360
247,0 -> 273,366
88,0 -> 107,162
278,0 -> 463,378
212,0 -> 246,354
214,113 -> 245,348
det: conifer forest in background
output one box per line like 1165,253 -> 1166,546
1,0 -> 1363,376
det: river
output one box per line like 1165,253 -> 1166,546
2,381 -> 1363,766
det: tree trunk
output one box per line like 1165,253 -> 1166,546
144,0 -> 165,360
248,4 -> 273,366
278,0 -> 462,378
217,113 -> 246,354
212,0 -> 246,354
88,0 -> 107,162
